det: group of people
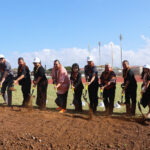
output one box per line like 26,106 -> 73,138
0,54 -> 149,117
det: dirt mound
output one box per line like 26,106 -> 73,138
0,107 -> 149,150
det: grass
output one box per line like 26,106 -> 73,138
0,83 -> 148,115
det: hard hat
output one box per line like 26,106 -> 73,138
33,57 -> 41,63
87,56 -> 93,62
143,64 -> 150,69
0,54 -> 5,59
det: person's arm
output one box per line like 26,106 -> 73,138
122,70 -> 133,92
14,75 -> 25,84
84,66 -> 89,82
0,71 -> 8,85
70,75 -> 74,89
55,83 -> 62,88
52,69 -> 56,84
143,79 -> 150,91
74,73 -> 82,89
55,71 -> 66,88
101,72 -> 116,89
33,67 -> 44,86
14,66 -> 27,84
33,76 -> 42,87
102,76 -> 116,88
88,75 -> 96,85
88,66 -> 97,85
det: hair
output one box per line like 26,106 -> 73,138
141,68 -> 150,79
122,60 -> 129,65
71,63 -> 80,73
105,63 -> 111,67
54,60 -> 60,64
141,68 -> 145,79
18,57 -> 24,61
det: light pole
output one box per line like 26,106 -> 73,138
111,42 -> 113,68
98,42 -> 101,67
120,34 -> 123,69
88,43 -> 90,55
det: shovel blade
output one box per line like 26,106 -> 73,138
24,95 -> 35,108
117,101 -> 126,106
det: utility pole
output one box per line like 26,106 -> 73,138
98,42 -> 101,67
120,34 -> 123,69
111,42 -> 113,68
45,64 -> 47,71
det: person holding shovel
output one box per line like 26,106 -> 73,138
70,63 -> 83,112
100,63 -> 116,115
122,60 -> 137,115
140,64 -> 150,118
52,60 -> 70,113
14,57 -> 31,107
84,56 -> 99,113
0,54 -> 15,106
33,57 -> 48,110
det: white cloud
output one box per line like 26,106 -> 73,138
6,35 -> 150,70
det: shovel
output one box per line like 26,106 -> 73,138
99,88 -> 103,100
138,91 -> 146,118
117,92 -> 126,106
0,85 -> 2,95
82,83 -> 88,103
26,86 -> 36,107
82,83 -> 93,119
54,84 -> 57,92
53,84 -> 58,96
70,87 -> 75,106
137,101 -> 147,123
117,84 -> 126,106
138,101 -> 145,118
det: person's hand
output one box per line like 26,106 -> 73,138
87,82 -> 91,86
72,85 -> 75,89
54,85 -> 57,89
14,80 -> 18,84
107,82 -> 110,86
33,81 -> 37,87
122,89 -> 125,94
101,86 -> 104,90
142,86 -> 146,93
33,84 -> 36,88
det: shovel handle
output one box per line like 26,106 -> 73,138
54,84 -> 57,92
31,86 -> 36,95
85,83 -> 88,90
72,87 -> 74,94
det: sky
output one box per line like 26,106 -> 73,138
0,0 -> 150,69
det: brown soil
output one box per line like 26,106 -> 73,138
0,106 -> 150,150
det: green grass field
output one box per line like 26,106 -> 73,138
0,83 -> 148,115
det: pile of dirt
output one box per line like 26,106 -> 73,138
0,106 -> 149,150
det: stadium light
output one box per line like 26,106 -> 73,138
111,42 -> 113,68
120,34 -> 123,69
98,42 -> 101,67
